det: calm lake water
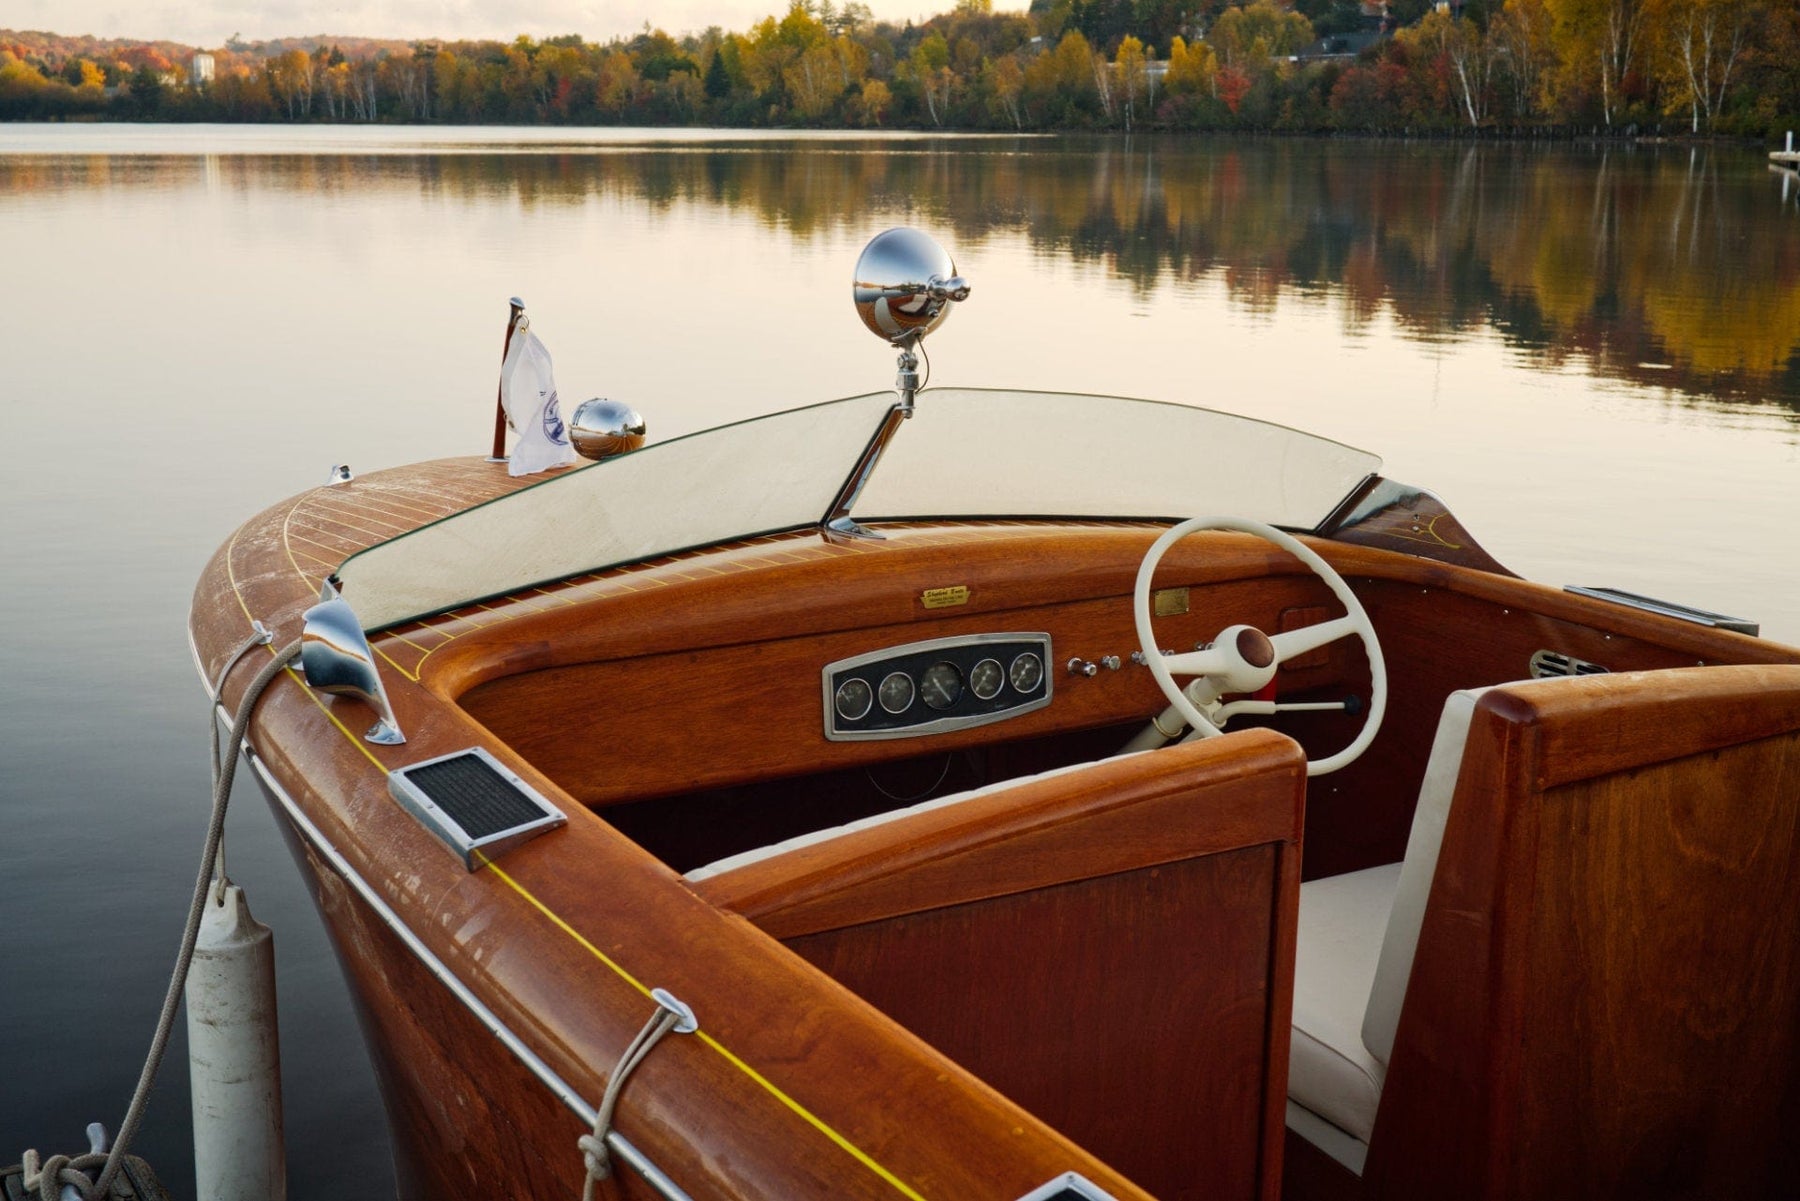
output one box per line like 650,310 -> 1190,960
2,124 -> 1796,1196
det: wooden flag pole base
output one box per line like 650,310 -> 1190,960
487,297 -> 526,462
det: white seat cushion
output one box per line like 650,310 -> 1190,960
1286,1099 -> 1369,1175
1288,861 -> 1401,1144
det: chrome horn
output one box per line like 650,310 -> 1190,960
300,583 -> 405,744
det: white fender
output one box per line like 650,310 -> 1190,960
186,882 -> 286,1201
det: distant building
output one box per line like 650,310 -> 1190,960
190,52 -> 215,85
1290,29 -> 1386,62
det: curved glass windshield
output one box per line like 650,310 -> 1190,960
852,389 -> 1377,527
336,389 -> 1378,630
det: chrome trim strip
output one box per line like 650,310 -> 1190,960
188,625 -> 216,701
217,707 -> 693,1201
1564,585 -> 1759,637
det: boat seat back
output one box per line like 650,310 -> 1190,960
1361,686 -> 1488,1065
1286,688 -> 1487,1165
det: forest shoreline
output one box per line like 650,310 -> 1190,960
2,115 -> 1784,147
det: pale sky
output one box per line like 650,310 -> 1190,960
8,0 -> 972,45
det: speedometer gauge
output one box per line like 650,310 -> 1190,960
920,662 -> 964,710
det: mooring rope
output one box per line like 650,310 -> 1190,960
206,623 -> 272,889
3,634 -> 303,1201
16,1149 -> 104,1201
579,992 -> 695,1201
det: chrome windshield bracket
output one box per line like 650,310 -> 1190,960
824,515 -> 883,542
820,399 -> 909,542
819,326 -> 930,542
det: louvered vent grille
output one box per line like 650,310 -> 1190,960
1529,650 -> 1610,679
403,755 -> 544,839
388,747 -> 566,870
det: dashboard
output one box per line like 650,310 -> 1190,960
822,633 -> 1053,741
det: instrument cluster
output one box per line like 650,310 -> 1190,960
823,633 -> 1052,741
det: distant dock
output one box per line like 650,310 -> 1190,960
1775,145 -> 1800,203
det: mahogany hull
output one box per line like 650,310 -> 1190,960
192,454 -> 1800,1201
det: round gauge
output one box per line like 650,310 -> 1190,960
969,657 -> 1004,700
1009,651 -> 1044,694
834,677 -> 873,722
879,670 -> 915,714
920,662 -> 964,711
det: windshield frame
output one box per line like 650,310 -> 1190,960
334,388 -> 1380,631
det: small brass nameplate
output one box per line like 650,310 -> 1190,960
922,586 -> 970,610
1153,587 -> 1190,617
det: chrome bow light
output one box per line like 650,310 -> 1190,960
569,398 -> 647,461
300,583 -> 406,744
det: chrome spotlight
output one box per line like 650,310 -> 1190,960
852,228 -> 970,347
569,398 -> 647,461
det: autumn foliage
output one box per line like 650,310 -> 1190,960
2,0 -> 1797,134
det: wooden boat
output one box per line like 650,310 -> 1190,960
189,231 -> 1800,1201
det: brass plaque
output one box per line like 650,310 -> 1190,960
1153,587 -> 1190,617
922,585 -> 970,610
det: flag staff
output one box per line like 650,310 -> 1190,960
488,297 -> 526,462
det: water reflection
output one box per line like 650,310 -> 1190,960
2,133 -> 1795,1194
7,138 -> 1796,412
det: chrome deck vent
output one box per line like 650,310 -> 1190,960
388,747 -> 566,870
1013,1174 -> 1120,1201
1529,649 -> 1610,679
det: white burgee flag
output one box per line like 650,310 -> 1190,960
498,315 -> 578,477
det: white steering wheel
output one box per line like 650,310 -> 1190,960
1133,516 -> 1386,777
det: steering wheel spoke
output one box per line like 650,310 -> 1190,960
1134,516 -> 1387,777
1215,698 -> 1353,722
1269,615 -> 1360,662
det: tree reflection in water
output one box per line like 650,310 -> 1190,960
10,136 -> 1794,410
